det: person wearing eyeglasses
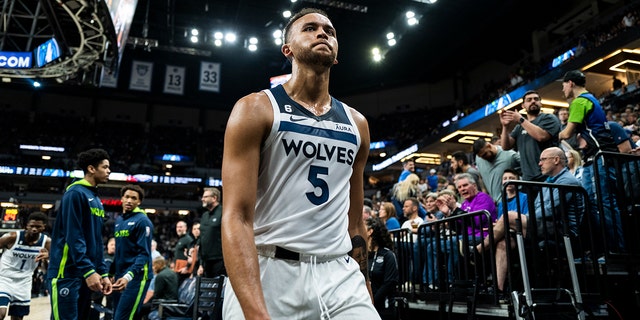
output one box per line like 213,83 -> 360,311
535,147 -> 584,238
197,187 -> 226,278
500,90 -> 561,182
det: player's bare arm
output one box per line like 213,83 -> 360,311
222,92 -> 273,320
0,232 -> 17,249
347,107 -> 371,277
36,238 -> 52,262
559,122 -> 577,140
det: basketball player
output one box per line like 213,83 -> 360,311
0,212 -> 51,320
111,184 -> 153,320
47,148 -> 113,320
221,8 -> 379,320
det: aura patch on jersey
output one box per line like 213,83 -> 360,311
279,121 -> 358,145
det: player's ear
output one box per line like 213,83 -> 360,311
282,44 -> 293,59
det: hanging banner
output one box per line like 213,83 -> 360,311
199,61 -> 220,92
163,65 -> 185,95
129,60 -> 153,91
100,68 -> 118,88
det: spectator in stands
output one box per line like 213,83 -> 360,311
391,173 -> 426,223
454,173 -> 497,238
533,147 -> 585,238
427,169 -> 439,192
500,90 -> 561,182
565,148 -> 584,184
465,168 -> 528,294
559,70 -> 624,252
558,108 -> 579,149
415,192 -> 445,286
197,187 -> 226,278
186,220 -> 200,276
140,257 -> 179,320
417,177 -> 429,195
378,202 -> 401,230
608,120 -> 637,153
450,151 -> 487,192
363,205 -> 374,222
425,189 -> 460,289
366,217 -> 398,319
509,72 -> 523,88
398,159 -> 416,182
473,138 -> 521,203
622,11 -> 637,28
432,172 -> 497,286
632,132 -> 640,148
150,239 -> 161,260
494,169 -> 529,221
173,220 -> 193,284
423,193 -> 444,224
400,198 -> 424,240
612,75 -> 624,91
625,112 -> 638,131
468,147 -> 582,295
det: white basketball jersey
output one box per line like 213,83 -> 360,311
255,85 -> 361,255
0,230 -> 47,280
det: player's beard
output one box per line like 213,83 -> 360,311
297,45 -> 336,68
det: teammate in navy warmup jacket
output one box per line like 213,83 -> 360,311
111,184 -> 154,320
47,148 -> 113,320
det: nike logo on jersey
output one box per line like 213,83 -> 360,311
128,222 -> 135,225
289,116 -> 306,122
88,198 -> 95,201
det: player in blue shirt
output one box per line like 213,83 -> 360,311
47,148 -> 112,320
111,184 -> 154,320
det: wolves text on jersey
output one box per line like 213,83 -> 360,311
281,138 -> 354,165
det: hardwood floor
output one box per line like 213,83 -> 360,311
26,296 -> 50,319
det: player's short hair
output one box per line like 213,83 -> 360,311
27,211 -> 48,224
283,8 -> 330,43
121,184 -> 145,202
77,148 -> 110,173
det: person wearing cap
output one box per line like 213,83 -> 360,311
427,169 -> 439,192
558,69 -> 624,253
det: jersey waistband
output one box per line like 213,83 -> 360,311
256,245 -> 346,263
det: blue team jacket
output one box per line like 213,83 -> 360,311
48,179 -> 108,279
113,207 -> 154,281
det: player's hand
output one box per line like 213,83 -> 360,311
112,277 -> 129,292
101,277 -> 113,295
85,273 -> 103,292
35,248 -> 49,262
197,265 -> 204,276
